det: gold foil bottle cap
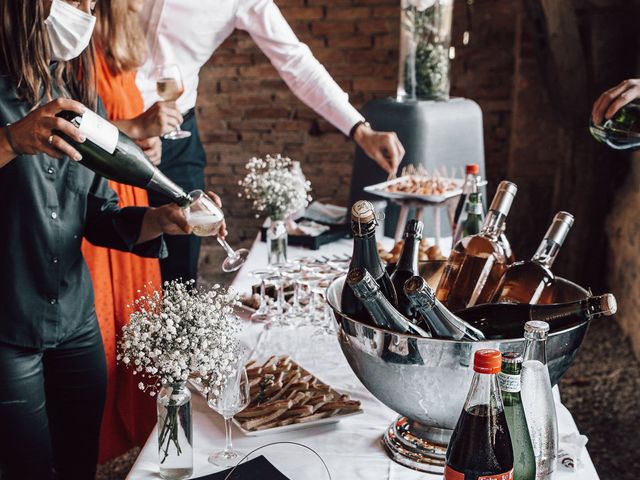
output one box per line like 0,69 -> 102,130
351,200 -> 377,223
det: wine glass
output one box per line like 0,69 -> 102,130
206,366 -> 250,467
185,190 -> 248,272
155,64 -> 191,140
248,268 -> 275,323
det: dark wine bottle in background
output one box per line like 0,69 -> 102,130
493,211 -> 574,304
444,349 -> 514,480
452,163 -> 481,243
436,180 -> 518,311
341,200 -> 397,324
347,268 -> 429,336
55,110 -> 192,207
390,219 -> 423,321
454,191 -> 485,246
404,276 -> 485,340
455,293 -> 617,339
590,101 -> 640,150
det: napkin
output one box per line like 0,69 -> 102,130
303,202 -> 348,225
193,455 -> 291,480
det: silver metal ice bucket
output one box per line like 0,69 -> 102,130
325,261 -> 590,473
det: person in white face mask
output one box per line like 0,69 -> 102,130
0,1 -> 203,478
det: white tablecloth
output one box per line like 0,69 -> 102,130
127,236 -> 599,480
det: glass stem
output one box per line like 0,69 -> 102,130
224,417 -> 233,453
293,281 -> 300,310
258,278 -> 267,312
217,237 -> 237,259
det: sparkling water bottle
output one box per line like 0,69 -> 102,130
521,321 -> 558,480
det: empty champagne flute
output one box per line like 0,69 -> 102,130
185,190 -> 249,272
248,268 -> 275,323
206,366 -> 250,467
155,64 -> 191,140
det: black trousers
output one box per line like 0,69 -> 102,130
148,109 -> 206,283
0,319 -> 106,480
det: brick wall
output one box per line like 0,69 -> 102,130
195,0 -> 517,276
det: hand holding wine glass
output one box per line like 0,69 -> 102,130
154,64 -> 191,140
185,189 -> 248,272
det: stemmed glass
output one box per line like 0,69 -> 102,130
185,190 -> 249,272
206,366 -> 250,467
248,268 -> 275,322
155,64 -> 191,140
265,273 -> 288,327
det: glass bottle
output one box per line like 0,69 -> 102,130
499,223 -> 516,264
453,191 -> 485,246
499,352 -> 536,480
520,321 -> 558,480
390,219 -> 423,320
157,382 -> 193,480
445,349 -> 514,480
436,180 -> 518,311
452,163 -> 482,245
589,101 -> 640,150
341,200 -> 397,324
404,275 -> 484,340
56,110 -> 192,207
347,268 -> 429,337
493,212 -> 574,304
455,293 -> 616,339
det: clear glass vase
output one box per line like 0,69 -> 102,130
267,219 -> 288,265
397,0 -> 454,101
157,382 -> 193,480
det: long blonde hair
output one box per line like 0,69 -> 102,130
0,0 -> 96,109
94,0 -> 148,73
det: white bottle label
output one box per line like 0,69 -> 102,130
498,372 -> 521,393
78,109 -> 119,154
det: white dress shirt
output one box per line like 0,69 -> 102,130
136,0 -> 365,136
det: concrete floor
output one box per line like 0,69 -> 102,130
97,315 -> 639,480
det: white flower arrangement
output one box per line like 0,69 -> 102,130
118,280 -> 242,397
239,154 -> 312,221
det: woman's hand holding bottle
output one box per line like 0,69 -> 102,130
0,98 -> 87,166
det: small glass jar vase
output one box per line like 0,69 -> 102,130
397,0 -> 454,101
157,382 -> 193,480
267,218 -> 288,265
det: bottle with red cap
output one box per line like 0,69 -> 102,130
452,164 -> 483,244
445,349 -> 514,480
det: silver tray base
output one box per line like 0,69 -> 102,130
382,416 -> 451,474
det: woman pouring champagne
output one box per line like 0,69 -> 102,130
0,1 -> 221,478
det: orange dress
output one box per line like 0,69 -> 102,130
83,49 -> 161,463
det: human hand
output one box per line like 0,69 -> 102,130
592,79 -> 640,125
136,136 -> 162,165
133,101 -> 183,138
8,97 -> 87,161
205,190 -> 228,238
353,123 -> 405,175
151,203 -> 192,236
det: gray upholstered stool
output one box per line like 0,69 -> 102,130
348,97 -> 485,241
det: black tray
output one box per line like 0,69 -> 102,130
260,218 -> 349,250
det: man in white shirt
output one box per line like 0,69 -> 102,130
138,0 -> 405,282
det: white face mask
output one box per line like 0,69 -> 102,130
44,0 -> 96,62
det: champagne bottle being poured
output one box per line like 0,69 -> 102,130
55,109 -> 192,207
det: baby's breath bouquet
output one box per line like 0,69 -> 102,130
239,154 -> 312,221
118,280 -> 241,466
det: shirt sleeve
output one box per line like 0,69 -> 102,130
83,175 -> 168,258
235,0 -> 365,136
